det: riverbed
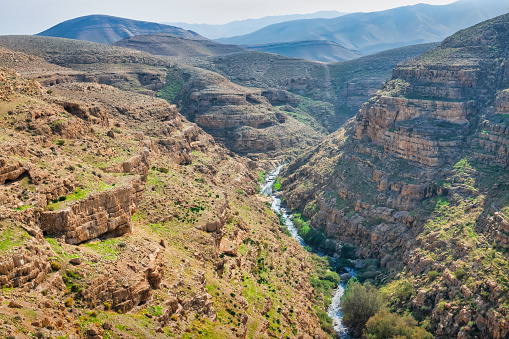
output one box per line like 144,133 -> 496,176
261,165 -> 352,338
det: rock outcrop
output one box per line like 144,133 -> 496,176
40,176 -> 144,244
0,158 -> 28,185
0,238 -> 53,289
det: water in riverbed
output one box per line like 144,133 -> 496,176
261,165 -> 352,338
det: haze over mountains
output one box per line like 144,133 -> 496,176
166,11 -> 346,39
33,0 -> 509,63
218,0 -> 509,55
243,40 -> 362,63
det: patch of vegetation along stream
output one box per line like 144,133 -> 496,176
292,211 -> 337,254
266,174 -> 339,336
340,279 -> 433,338
308,255 -> 341,335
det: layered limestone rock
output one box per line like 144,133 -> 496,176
0,158 -> 28,185
176,67 -> 322,156
40,176 -> 144,244
0,237 -> 53,289
54,100 -> 110,128
338,77 -> 385,108
104,148 -> 151,176
473,90 -> 509,167
354,93 -> 476,167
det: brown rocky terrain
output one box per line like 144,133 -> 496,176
169,65 -> 323,159
0,43 -> 336,339
0,36 -> 436,163
281,14 -> 509,339
0,36 -> 323,161
190,43 -> 439,132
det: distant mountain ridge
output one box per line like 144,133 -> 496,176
113,33 -> 246,58
165,11 -> 347,39
244,40 -> 362,62
37,15 -> 206,44
217,0 -> 509,55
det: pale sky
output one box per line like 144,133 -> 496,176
1,0 -> 458,35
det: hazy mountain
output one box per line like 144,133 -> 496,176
244,40 -> 362,62
218,0 -> 509,55
113,33 -> 246,58
37,14 -> 206,44
166,11 -> 346,39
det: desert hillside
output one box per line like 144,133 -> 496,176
0,43 -> 337,338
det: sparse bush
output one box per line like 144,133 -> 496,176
428,270 -> 440,281
65,298 -> 73,307
104,302 -> 111,310
56,139 -> 65,146
71,283 -> 83,293
51,262 -> 61,271
453,268 -> 466,280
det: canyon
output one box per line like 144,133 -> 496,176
1,6 -> 509,339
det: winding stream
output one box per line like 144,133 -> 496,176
262,165 -> 352,338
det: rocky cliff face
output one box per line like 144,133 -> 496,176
40,176 -> 144,244
190,43 -> 439,134
167,65 -> 323,158
282,14 -> 509,339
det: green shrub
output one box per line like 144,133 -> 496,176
453,268 -> 466,280
65,298 -> 73,307
428,270 -> 440,281
340,279 -> 384,336
394,280 -> 415,301
272,177 -> 281,191
365,310 -> 433,339
340,243 -> 356,259
315,308 -> 334,334
51,261 -> 61,271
